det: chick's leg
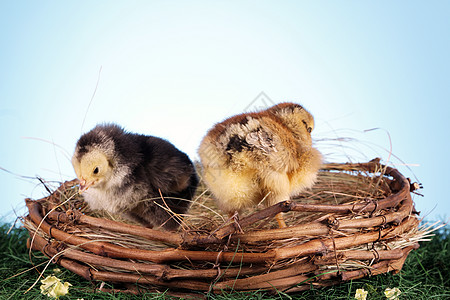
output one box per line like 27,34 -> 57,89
262,171 -> 290,228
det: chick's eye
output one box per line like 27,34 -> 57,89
302,120 -> 312,133
93,167 -> 99,175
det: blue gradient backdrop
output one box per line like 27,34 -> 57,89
1,1 -> 449,222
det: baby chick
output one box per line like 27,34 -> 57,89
72,124 -> 198,230
198,103 -> 322,228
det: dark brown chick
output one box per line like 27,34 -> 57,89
72,123 -> 198,230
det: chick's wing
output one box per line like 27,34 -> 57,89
245,128 -> 278,154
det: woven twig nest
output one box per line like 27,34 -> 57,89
23,159 -> 423,296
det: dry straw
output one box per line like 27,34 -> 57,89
23,158 -> 426,296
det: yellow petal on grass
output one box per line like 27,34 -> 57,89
355,288 -> 368,300
40,275 -> 72,298
385,287 -> 401,299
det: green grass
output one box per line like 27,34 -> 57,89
1,223 -> 449,300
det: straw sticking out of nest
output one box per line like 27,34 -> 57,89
22,159 -> 426,296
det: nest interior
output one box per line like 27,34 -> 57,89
23,159 -> 423,296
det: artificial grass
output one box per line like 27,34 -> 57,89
1,223 -> 449,299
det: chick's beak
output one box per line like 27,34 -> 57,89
78,178 -> 93,194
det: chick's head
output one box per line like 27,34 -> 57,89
72,149 -> 113,192
270,103 -> 315,144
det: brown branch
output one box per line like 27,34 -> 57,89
216,274 -> 312,291
339,245 -> 414,281
214,262 -> 317,291
233,190 -> 413,243
28,233 -> 268,280
314,244 -> 420,265
45,209 -> 222,247
91,269 -> 211,291
271,217 -> 419,261
321,158 -> 383,173
56,255 -> 212,291
282,279 -> 340,294
26,200 -> 275,264
214,201 -> 294,239
47,209 -> 184,245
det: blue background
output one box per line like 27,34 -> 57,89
1,1 -> 449,223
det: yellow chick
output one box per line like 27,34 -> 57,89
198,103 -> 322,227
72,124 -> 198,230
